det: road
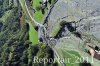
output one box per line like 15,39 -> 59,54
53,48 -> 66,66
19,0 -> 66,66
19,0 -> 47,41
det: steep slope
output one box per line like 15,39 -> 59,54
0,0 -> 55,66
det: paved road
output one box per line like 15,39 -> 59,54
19,0 -> 47,41
19,0 -> 65,66
53,48 -> 66,66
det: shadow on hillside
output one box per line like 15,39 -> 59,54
79,61 -> 91,66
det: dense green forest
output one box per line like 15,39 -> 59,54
0,0 -> 57,66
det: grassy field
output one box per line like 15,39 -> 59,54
50,20 -> 62,37
29,23 -> 39,45
32,0 -> 57,22
55,34 -> 83,66
62,50 -> 81,66
19,0 -> 39,45
32,0 -> 41,8
34,10 -> 43,22
32,0 -> 43,22
50,25 -> 61,37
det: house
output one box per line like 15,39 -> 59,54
88,45 -> 100,60
42,0 -> 49,9
42,0 -> 49,4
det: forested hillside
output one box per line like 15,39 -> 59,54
0,0 -> 56,66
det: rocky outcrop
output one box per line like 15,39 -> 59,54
48,0 -> 100,39
49,0 -> 100,65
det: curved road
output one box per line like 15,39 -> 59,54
19,0 -> 47,40
19,0 -> 65,66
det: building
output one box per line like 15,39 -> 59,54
42,0 -> 49,4
42,0 -> 49,9
88,45 -> 100,60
